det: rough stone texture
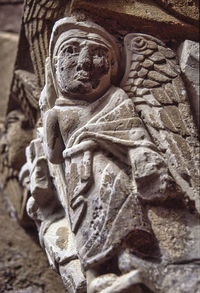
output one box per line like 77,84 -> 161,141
177,40 -> 199,129
154,0 -> 199,25
0,32 -> 18,127
0,190 -> 66,293
6,0 -> 67,121
1,1 -> 200,293
121,33 -> 199,213
24,135 -> 87,293
25,16 -> 199,293
22,0 -> 67,88
0,110 -> 34,217
0,3 -> 70,292
71,0 -> 199,41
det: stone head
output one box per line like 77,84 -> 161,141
49,17 -> 120,102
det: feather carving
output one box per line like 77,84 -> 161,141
23,0 -> 66,88
121,33 -> 200,213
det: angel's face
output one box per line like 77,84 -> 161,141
55,38 -> 112,101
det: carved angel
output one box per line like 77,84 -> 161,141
37,17 -> 200,293
121,34 -> 200,214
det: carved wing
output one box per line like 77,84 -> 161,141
121,33 -> 200,213
23,0 -> 66,87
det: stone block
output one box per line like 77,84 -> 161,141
154,0 -> 199,25
71,0 -> 199,41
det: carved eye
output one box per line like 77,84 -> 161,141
66,46 -> 74,54
131,37 -> 147,52
7,116 -> 20,125
63,45 -> 79,55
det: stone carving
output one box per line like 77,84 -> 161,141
7,1 -> 67,132
28,16 -> 199,293
18,162 -> 33,227
177,40 -> 199,129
4,110 -> 33,172
70,0 -> 199,41
23,0 -> 67,87
154,0 -> 199,25
10,70 -> 40,128
121,33 -> 200,214
0,110 -> 33,219
25,132 -> 86,293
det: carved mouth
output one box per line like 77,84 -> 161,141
74,72 -> 90,82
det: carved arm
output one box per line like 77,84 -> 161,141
43,108 -> 64,164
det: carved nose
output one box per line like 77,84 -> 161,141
76,48 -> 92,71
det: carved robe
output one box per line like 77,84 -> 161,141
45,86 -> 162,269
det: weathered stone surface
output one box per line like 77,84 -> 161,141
154,0 -> 199,25
88,270 -> 143,293
0,190 -> 66,293
24,16 -> 199,293
5,110 -> 34,171
0,33 -> 18,127
22,0 -> 67,88
1,1 -> 199,293
177,40 -> 199,129
121,33 -> 199,213
5,287 -> 43,293
119,251 -> 200,293
25,136 -> 86,293
71,0 -> 199,41
0,110 -> 34,216
148,206 -> 200,263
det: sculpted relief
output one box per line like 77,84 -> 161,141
25,17 -> 199,293
0,110 -> 33,221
